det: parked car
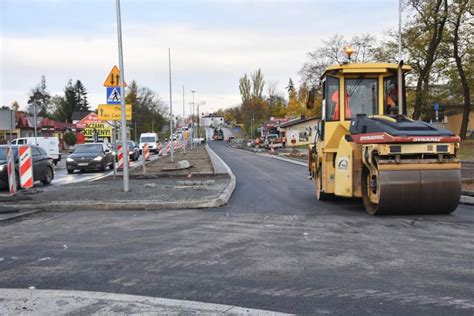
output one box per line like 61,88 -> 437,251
139,133 -> 159,153
118,141 -> 140,161
0,145 -> 54,189
11,137 -> 61,165
66,143 -> 114,174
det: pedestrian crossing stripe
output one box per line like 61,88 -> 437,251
106,87 -> 121,104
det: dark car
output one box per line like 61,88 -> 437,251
66,143 -> 114,174
118,141 -> 140,161
0,145 -> 54,189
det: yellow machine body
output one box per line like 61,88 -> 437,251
308,63 -> 462,215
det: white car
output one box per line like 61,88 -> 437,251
139,133 -> 159,153
12,137 -> 61,165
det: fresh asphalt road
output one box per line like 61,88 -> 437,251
0,141 -> 473,315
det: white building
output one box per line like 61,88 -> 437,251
201,114 -> 224,128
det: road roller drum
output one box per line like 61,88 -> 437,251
362,168 -> 462,215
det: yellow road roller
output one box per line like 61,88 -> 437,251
307,62 -> 461,215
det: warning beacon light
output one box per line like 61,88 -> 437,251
345,46 -> 354,61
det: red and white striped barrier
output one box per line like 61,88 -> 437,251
117,144 -> 129,169
143,143 -> 150,161
166,141 -> 171,153
19,145 -> 33,189
6,146 -> 16,194
158,143 -> 163,156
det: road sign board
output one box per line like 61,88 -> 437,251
103,65 -> 127,87
106,87 -> 121,104
434,102 -> 440,112
98,104 -> 132,121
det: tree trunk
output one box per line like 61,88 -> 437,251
452,1 -> 471,139
411,0 -> 448,120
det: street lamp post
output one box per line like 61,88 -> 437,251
191,90 -> 195,149
168,48 -> 174,163
115,0 -> 129,192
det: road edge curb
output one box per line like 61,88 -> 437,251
205,144 -> 236,207
0,288 -> 288,315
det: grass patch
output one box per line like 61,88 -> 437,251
459,140 -> 474,160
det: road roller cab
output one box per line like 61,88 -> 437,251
307,62 -> 461,215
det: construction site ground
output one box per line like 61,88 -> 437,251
131,145 -> 214,176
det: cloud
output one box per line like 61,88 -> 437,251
1,23 -> 320,110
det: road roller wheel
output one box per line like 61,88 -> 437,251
316,169 -> 329,201
361,167 -> 379,215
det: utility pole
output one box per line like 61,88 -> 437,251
134,121 -> 137,142
169,48 -> 174,163
29,102 -> 38,145
115,0 -> 129,192
397,0 -> 403,116
191,90 -> 196,149
182,85 -> 186,155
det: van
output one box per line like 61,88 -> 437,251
11,137 -> 61,165
139,133 -> 159,153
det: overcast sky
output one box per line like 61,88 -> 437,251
1,0 -> 399,116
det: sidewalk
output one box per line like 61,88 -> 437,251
0,289 -> 288,315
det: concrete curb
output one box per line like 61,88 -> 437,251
460,195 -> 474,205
0,288 -> 289,315
205,144 -> 237,206
0,210 -> 42,223
268,155 -> 307,167
3,148 -> 236,212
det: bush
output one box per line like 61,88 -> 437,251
64,132 -> 77,146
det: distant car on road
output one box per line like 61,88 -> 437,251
139,133 -> 159,153
66,143 -> 114,174
0,145 -> 54,189
118,141 -> 140,161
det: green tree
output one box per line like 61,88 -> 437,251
446,0 -> 472,138
74,80 -> 89,111
11,101 -> 20,112
64,132 -> 77,146
405,0 -> 449,120
125,80 -> 167,137
28,75 -> 51,117
53,79 -> 89,123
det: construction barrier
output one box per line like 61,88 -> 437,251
158,142 -> 163,156
6,146 -> 16,195
117,144 -> 124,169
117,144 -> 130,169
166,141 -> 171,153
144,143 -> 150,161
19,145 -> 33,189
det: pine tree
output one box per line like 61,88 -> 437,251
28,75 -> 51,117
74,80 -> 89,111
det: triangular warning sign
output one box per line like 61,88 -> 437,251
107,87 -> 121,103
103,65 -> 127,87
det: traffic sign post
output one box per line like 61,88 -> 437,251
434,102 -> 440,122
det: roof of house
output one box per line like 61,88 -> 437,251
279,116 -> 319,128
39,118 -> 73,130
71,111 -> 93,121
16,112 -> 34,129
